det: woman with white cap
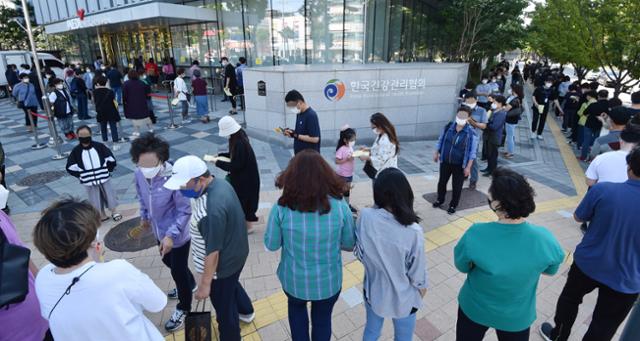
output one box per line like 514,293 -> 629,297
211,116 -> 260,232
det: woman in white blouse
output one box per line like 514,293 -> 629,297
359,113 -> 399,177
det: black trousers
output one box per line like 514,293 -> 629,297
486,142 -> 499,173
210,268 -> 254,341
23,106 -> 38,127
161,241 -> 196,312
550,263 -> 638,341
531,106 -> 548,135
437,162 -> 465,208
456,307 -> 530,341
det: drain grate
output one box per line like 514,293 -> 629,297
103,217 -> 158,252
17,171 -> 67,186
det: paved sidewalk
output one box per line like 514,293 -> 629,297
1,87 -> 629,340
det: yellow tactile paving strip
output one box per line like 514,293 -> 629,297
166,116 -> 587,341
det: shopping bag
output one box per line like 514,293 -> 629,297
184,300 -> 212,341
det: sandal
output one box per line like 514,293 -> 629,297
112,213 -> 123,222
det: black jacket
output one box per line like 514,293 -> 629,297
584,99 -> 608,130
93,87 -> 121,123
66,141 -> 116,186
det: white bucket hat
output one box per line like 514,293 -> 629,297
218,116 -> 242,137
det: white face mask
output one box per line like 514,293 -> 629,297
0,185 -> 8,209
465,102 -> 477,109
140,164 -> 162,179
21,78 -> 29,83
286,106 -> 300,115
222,61 -> 228,67
481,79 -> 488,84
545,83 -> 552,88
348,140 -> 356,148
55,84 -> 64,90
491,103 -> 498,110
456,117 -> 468,126
372,128 -> 380,135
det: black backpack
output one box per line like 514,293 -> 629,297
0,227 -> 31,308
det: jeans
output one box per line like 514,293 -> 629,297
100,120 -> 119,142
57,115 -> 74,134
363,302 -> 416,341
112,86 -> 122,104
469,137 -> 481,184
76,93 -> 88,119
531,106 -> 547,135
549,263 -> 638,341
505,123 -> 517,154
210,268 -> 254,341
180,100 -> 189,118
437,162 -> 465,208
580,126 -> 599,159
285,290 -> 340,341
160,241 -> 196,312
456,307 -> 530,341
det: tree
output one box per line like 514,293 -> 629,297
0,0 -> 41,51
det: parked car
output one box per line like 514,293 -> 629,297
585,68 -> 601,82
0,51 -> 64,98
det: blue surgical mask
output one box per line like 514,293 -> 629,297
179,180 -> 204,198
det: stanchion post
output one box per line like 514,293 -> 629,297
162,80 -> 180,129
20,0 -> 68,159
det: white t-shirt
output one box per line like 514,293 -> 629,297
35,260 -> 166,341
585,150 -> 629,184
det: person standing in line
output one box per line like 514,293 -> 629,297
221,57 -> 238,115
139,70 -> 158,124
33,198 -> 167,341
70,69 -> 90,120
94,56 -> 103,71
531,77 -> 557,140
106,63 -> 123,104
589,106 -> 631,158
579,89 -> 609,161
481,95 -> 508,176
433,106 -> 478,215
65,125 -> 121,222
488,73 -> 501,95
211,116 -> 260,232
191,69 -> 210,123
25,64 -> 44,110
173,68 -> 191,124
264,150 -> 355,341
12,73 -> 39,132
123,70 -> 153,137
335,126 -> 357,212
0,208 -> 50,341
283,89 -> 321,154
465,94 -> 489,190
130,133 -> 195,332
455,167 -> 565,341
562,84 -> 581,134
93,76 -> 121,145
628,91 -> 640,119
585,120 -> 640,187
540,146 -> 640,341
355,168 -> 427,341
359,113 -> 399,178
144,58 -> 159,88
575,90 -> 598,152
165,155 -> 255,341
188,60 -> 201,78
49,78 -> 76,140
235,57 -> 247,95
504,85 -> 524,159
5,64 -> 19,95
162,57 -> 176,81
475,74 -> 493,110
83,66 -> 95,100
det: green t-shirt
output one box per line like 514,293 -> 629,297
454,221 -> 565,332
197,178 -> 249,279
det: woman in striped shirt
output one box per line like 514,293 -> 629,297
265,150 -> 356,341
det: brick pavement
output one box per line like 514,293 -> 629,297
2,84 -> 629,340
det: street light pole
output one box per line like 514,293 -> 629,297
19,0 -> 68,159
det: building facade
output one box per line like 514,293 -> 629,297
33,0 -> 443,73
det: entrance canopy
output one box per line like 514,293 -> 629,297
43,2 -> 218,35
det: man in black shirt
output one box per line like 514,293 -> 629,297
221,57 -> 238,115
628,91 -> 640,120
580,90 -> 609,160
283,90 -> 321,154
531,77 -> 558,140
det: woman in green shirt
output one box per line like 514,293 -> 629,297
265,150 -> 355,341
454,167 -> 565,340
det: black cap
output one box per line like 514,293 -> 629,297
608,106 -> 631,125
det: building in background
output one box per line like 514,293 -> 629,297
32,0 -> 442,73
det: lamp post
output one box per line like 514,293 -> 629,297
19,0 -> 68,159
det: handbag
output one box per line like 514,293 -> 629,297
363,161 -> 377,179
0,227 -> 31,308
184,300 -> 212,341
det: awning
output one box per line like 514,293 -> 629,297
43,2 -> 218,35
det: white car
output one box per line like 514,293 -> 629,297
0,50 -> 65,98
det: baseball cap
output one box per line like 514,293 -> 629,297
608,106 -> 631,126
163,155 -> 208,190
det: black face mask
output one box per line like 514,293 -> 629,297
487,198 -> 497,212
79,136 -> 92,148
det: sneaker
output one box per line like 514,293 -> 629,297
167,284 -> 198,300
182,118 -> 192,124
537,135 -> 544,140
468,182 -> 477,190
530,132 -> 537,139
539,322 -> 554,341
447,206 -> 456,215
432,200 -> 444,209
239,312 -> 255,324
164,309 -> 186,332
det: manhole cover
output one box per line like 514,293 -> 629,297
17,171 -> 67,186
423,188 -> 489,211
104,217 -> 158,252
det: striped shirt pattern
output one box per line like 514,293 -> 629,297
189,193 -> 208,273
264,198 -> 356,301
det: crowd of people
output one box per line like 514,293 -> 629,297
1,58 -> 639,341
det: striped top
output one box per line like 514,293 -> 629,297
265,198 -> 356,301
189,193 -> 208,273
